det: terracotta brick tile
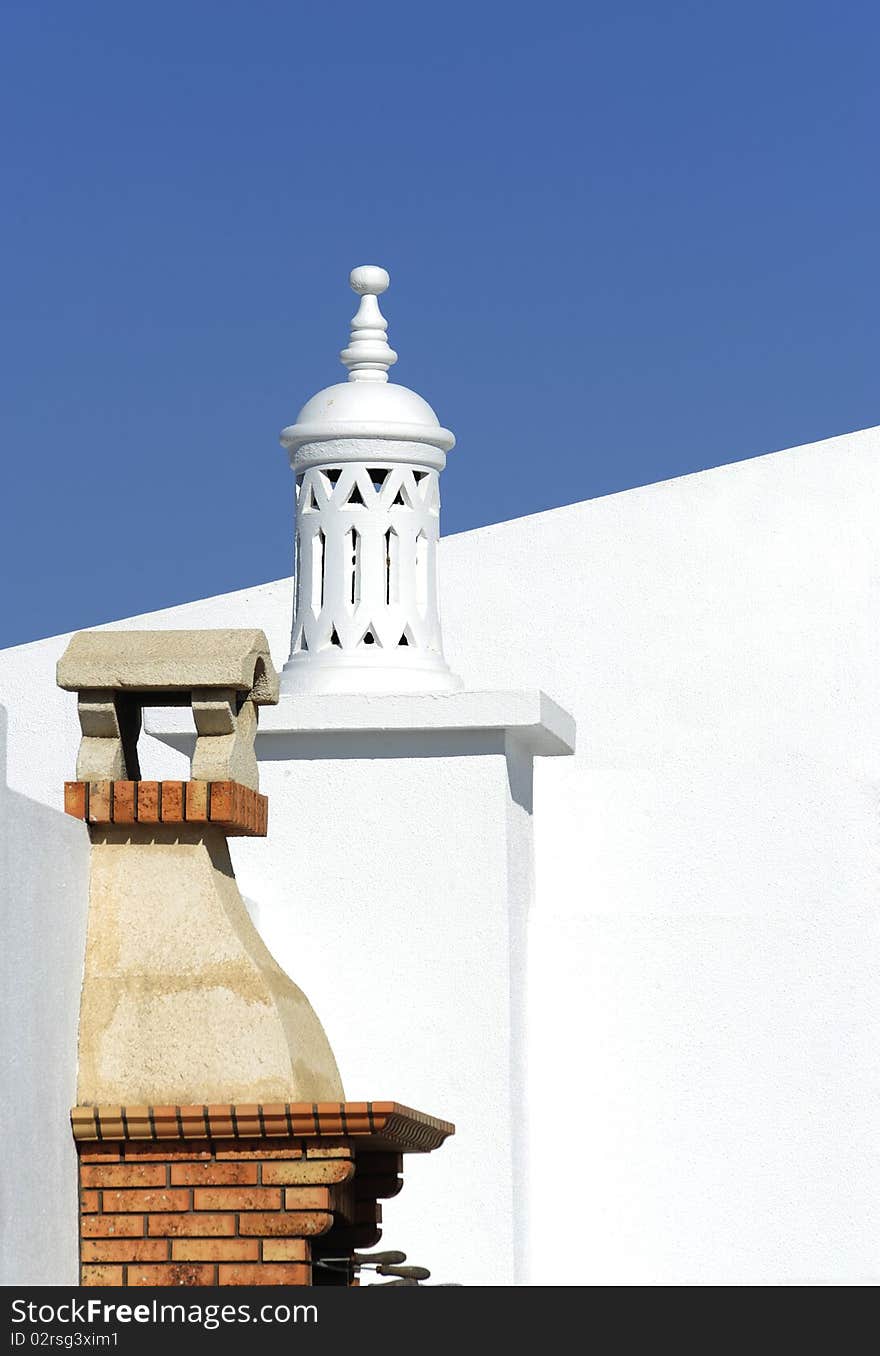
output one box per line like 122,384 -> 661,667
340,1111 -> 373,1133
206,1105 -> 235,1138
160,782 -> 184,823
127,1263 -> 214,1287
125,1139 -> 212,1161
80,1191 -> 100,1214
238,1211 -> 333,1237
171,1239 -> 259,1262
112,781 -> 137,824
218,1263 -> 310,1286
305,1140 -> 352,1159
96,1108 -> 125,1140
148,1214 -> 235,1237
261,1104 -> 290,1137
64,782 -> 88,820
122,1107 -> 152,1140
137,782 -> 160,824
179,1106 -> 209,1138
102,1188 -> 189,1213
82,1239 -> 167,1263
82,1215 -> 145,1238
185,781 -> 209,822
193,1186 -> 280,1211
261,1239 -> 309,1262
263,1160 -> 353,1186
70,1107 -> 100,1140
282,1187 -> 331,1211
81,1164 -> 166,1189
171,1162 -> 257,1186
81,1265 -> 123,1286
209,782 -> 235,823
289,1109 -> 320,1135
88,780 -> 112,823
153,1106 -> 181,1139
234,1104 -> 262,1137
78,1143 -> 122,1164
215,1139 -> 303,1161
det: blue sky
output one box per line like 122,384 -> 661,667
1,1 -> 877,647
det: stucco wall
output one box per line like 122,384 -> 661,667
0,708 -> 91,1285
0,424 -> 878,1284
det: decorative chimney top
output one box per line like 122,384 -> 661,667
279,266 -> 461,696
340,265 -> 397,381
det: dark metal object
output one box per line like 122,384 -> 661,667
352,1250 -> 407,1266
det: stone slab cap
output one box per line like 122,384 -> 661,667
57,630 -> 280,704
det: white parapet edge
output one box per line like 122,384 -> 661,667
145,689 -> 576,758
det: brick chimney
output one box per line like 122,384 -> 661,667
58,628 -> 452,1286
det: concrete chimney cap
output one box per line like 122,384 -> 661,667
56,628 -> 280,703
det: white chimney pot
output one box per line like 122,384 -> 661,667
279,267 -> 461,696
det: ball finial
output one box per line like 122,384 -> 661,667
350,265 -> 390,296
341,264 -> 397,381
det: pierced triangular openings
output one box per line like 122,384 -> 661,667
344,482 -> 365,507
329,626 -> 342,648
300,480 -> 318,512
368,468 -> 390,490
398,625 -> 415,647
300,632 -> 309,652
361,626 -> 378,647
319,468 -> 342,497
390,479 -> 415,508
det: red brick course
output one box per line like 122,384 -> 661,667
78,1132 -> 349,1284
73,1100 -> 453,1286
64,780 -> 268,837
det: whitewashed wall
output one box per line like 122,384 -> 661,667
0,424 -> 878,1284
0,708 -> 91,1285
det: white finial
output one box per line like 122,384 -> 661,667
340,265 -> 398,383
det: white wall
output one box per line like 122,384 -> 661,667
1,424 -> 878,1284
0,708 -> 91,1285
244,731 -> 528,1286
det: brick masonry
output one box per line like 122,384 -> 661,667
63,780 -> 269,837
72,1102 -> 453,1287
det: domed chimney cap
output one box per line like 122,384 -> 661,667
280,266 -> 455,458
